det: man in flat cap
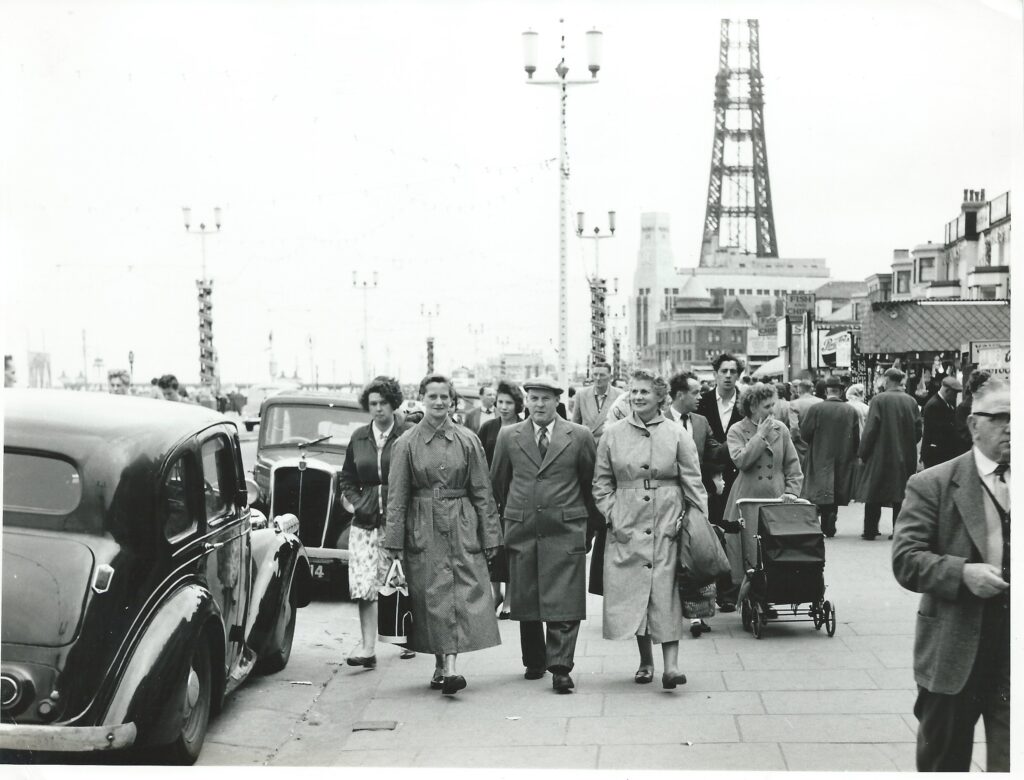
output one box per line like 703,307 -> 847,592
921,374 -> 964,469
799,375 -> 861,537
489,376 -> 602,693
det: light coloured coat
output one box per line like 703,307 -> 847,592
593,413 -> 708,642
572,384 -> 624,440
489,417 -> 600,622
384,418 -> 502,654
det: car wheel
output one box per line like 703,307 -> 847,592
163,636 -> 212,764
257,593 -> 297,675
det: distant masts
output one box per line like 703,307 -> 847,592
183,206 -> 223,387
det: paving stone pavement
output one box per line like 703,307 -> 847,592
200,504 -> 989,771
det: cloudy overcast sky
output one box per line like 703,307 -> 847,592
3,0 -> 1021,386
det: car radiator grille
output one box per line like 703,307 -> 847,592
272,466 -> 332,548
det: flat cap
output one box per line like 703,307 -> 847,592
522,375 -> 564,396
941,375 -> 963,392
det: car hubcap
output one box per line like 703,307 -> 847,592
184,666 -> 200,717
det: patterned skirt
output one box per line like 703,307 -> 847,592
348,525 -> 390,601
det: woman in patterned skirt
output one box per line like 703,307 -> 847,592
339,376 -> 414,669
385,374 -> 503,695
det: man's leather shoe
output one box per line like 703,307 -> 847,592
441,675 -> 467,695
690,620 -> 711,638
861,532 -> 879,540
346,655 -> 376,669
524,668 -> 546,680
718,602 -> 736,613
552,673 -> 574,693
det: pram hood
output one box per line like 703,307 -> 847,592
758,503 -> 825,564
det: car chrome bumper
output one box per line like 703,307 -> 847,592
0,721 -> 137,751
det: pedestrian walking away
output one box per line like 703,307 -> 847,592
338,376 -> 416,670
799,376 -> 860,537
695,353 -> 745,611
921,375 -> 963,469
478,379 -> 527,619
668,370 -> 728,637
788,377 -> 823,470
384,374 -> 503,696
489,375 -> 602,694
593,369 -> 709,690
855,367 -> 922,539
723,383 -> 803,589
891,378 -> 1010,772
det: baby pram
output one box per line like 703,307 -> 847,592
736,498 -> 836,639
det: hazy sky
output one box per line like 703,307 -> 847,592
3,0 -> 1021,385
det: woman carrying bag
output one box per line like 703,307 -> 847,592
593,369 -> 709,689
338,376 -> 415,668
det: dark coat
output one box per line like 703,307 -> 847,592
695,389 -> 743,526
953,399 -> 974,454
489,417 -> 600,622
477,416 -> 505,466
921,393 -> 961,468
338,420 -> 414,530
856,389 -> 923,504
892,452 -> 1004,695
799,398 -> 860,506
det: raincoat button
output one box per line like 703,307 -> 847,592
645,563 -> 652,569
645,529 -> 652,534
642,464 -> 649,469
643,496 -> 651,502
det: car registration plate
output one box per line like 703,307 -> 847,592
311,564 -> 327,580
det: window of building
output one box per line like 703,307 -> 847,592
896,271 -> 910,294
672,288 -> 679,295
683,348 -> 691,361
919,257 -> 936,282
727,288 -> 735,296
979,286 -> 997,300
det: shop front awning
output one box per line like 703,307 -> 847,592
752,354 -> 785,378
860,299 -> 1010,355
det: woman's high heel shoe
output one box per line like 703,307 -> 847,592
662,671 -> 687,689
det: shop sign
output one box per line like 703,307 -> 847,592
785,293 -> 815,317
968,340 -> 1011,364
977,344 -> 1010,379
818,330 -> 853,369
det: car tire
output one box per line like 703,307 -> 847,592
257,592 -> 297,675
162,635 -> 212,765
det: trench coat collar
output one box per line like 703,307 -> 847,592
950,450 -> 992,562
418,415 -> 456,443
625,410 -> 667,431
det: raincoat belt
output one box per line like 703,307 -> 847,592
413,487 -> 468,499
617,478 -> 680,490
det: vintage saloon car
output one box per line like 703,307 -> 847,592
251,392 -> 366,592
1,391 -> 312,763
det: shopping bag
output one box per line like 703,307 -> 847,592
377,559 -> 413,645
678,507 -> 731,585
678,574 -> 717,619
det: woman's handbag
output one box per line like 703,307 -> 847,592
377,559 -> 413,646
678,508 -> 731,585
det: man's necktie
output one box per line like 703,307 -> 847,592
995,463 -> 1010,584
538,427 -> 549,459
681,413 -> 690,431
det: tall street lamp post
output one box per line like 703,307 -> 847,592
353,271 -> 378,383
522,21 -> 603,391
576,209 -> 615,378
422,304 -> 440,373
183,206 -> 222,388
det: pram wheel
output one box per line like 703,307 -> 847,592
823,601 -> 836,637
811,601 -> 824,630
741,599 -> 752,632
751,602 -> 765,639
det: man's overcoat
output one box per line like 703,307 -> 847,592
856,389 -> 923,504
799,398 -> 860,506
489,417 -> 601,622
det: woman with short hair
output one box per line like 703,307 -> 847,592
478,380 -> 525,619
385,374 -> 503,695
339,376 -> 415,669
593,369 -> 708,689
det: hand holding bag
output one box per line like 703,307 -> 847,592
377,559 -> 413,645
678,506 -> 731,585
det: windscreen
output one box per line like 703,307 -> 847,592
262,404 -> 365,448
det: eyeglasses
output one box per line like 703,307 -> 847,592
973,411 -> 1010,425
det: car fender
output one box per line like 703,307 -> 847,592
102,583 -> 225,747
246,529 -> 311,658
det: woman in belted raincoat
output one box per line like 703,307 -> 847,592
385,374 -> 503,696
593,369 -> 708,689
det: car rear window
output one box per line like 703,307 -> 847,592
262,404 -> 366,447
3,452 -> 82,515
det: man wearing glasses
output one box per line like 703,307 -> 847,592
892,378 -> 1010,771
696,353 -> 745,611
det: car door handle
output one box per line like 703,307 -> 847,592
203,541 -> 226,552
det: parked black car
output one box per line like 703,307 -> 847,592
251,392 -> 365,594
1,390 -> 312,763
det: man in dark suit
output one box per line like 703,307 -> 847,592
954,369 -> 990,456
669,370 -> 728,636
892,378 -> 1009,772
921,375 -> 963,468
490,376 -> 601,694
464,384 -> 497,433
695,353 -> 745,610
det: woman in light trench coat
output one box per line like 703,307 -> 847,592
385,374 -> 503,696
593,369 -> 709,689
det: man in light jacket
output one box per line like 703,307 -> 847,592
572,362 -> 623,441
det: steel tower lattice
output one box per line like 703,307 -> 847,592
700,19 -> 778,261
